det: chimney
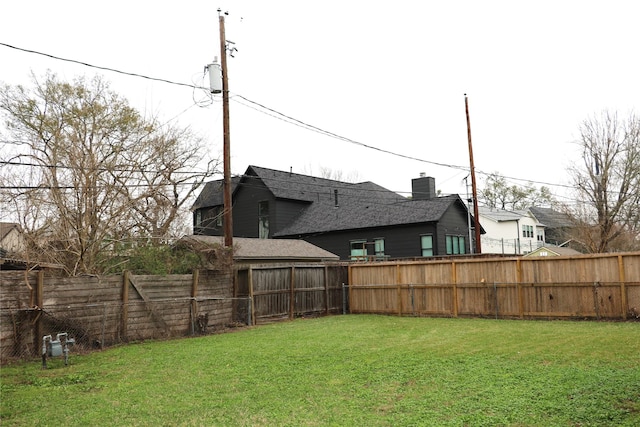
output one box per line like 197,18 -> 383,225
412,175 -> 436,200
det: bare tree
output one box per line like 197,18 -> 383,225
0,72 -> 218,275
568,110 -> 640,253
301,164 -> 361,183
479,172 -> 554,211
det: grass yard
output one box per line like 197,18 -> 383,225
1,315 -> 639,426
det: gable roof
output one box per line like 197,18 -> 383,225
528,207 -> 573,229
182,235 -> 339,261
0,222 -> 20,242
243,165 -> 405,204
240,166 -> 468,236
191,176 -> 242,211
275,194 -> 464,236
193,165 -> 481,237
524,245 -> 582,257
479,207 -> 524,222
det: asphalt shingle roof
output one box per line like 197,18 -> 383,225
479,207 -> 525,222
529,206 -> 573,229
191,176 -> 241,211
193,165 -> 470,236
246,166 -> 463,236
183,235 -> 339,260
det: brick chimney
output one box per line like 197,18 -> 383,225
412,173 -> 436,200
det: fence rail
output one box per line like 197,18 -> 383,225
348,252 -> 640,320
1,263 -> 349,362
0,269 -> 237,362
235,263 -> 349,324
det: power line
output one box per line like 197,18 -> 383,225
0,41 -> 575,193
0,42 -> 204,91
231,93 -> 472,173
0,160 -> 214,176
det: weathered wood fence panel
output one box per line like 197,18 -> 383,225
236,263 -> 348,324
349,253 -> 640,320
0,269 -> 234,362
0,271 -> 39,359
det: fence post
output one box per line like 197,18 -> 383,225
101,303 -> 107,350
342,283 -> 348,314
121,270 -> 130,342
451,262 -> 458,317
494,282 -> 499,319
618,255 -> 627,320
593,282 -> 600,320
33,270 -> 44,356
289,266 -> 295,320
190,269 -> 200,336
516,258 -> 524,319
396,263 -> 402,316
248,267 -> 255,326
324,266 -> 330,315
409,285 -> 415,315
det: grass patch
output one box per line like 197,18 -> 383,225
2,315 -> 639,426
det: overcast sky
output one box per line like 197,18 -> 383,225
1,0 -> 639,206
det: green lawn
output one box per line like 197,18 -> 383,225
2,315 -> 639,426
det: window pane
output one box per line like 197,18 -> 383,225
446,236 -> 453,254
258,201 -> 269,238
258,201 -> 269,216
350,240 -> 367,259
374,239 -> 385,255
421,235 -> 433,257
459,236 -> 466,254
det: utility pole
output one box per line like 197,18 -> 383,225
465,94 -> 482,254
219,11 -> 233,248
464,175 -> 474,254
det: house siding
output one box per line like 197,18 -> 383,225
195,182 -> 310,239
288,223 -> 441,260
192,167 -> 480,259
231,180 -> 275,237
194,206 -> 223,236
274,199 -> 309,233
435,203 -> 473,254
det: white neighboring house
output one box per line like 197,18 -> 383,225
479,207 -> 545,255
0,222 -> 26,257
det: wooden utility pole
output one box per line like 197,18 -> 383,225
465,94 -> 482,253
219,12 -> 233,248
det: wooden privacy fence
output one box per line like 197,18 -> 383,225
0,269 -> 236,362
235,263 -> 349,324
348,252 -> 640,320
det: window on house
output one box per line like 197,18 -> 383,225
258,201 -> 269,239
446,235 -> 466,255
523,225 -> 534,238
212,207 -> 223,228
350,240 -> 367,260
421,235 -> 434,257
374,238 -> 385,258
195,210 -> 202,227
536,229 -> 544,242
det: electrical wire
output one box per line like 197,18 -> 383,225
0,41 -> 582,194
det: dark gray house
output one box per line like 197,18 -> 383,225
192,166 -> 481,260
